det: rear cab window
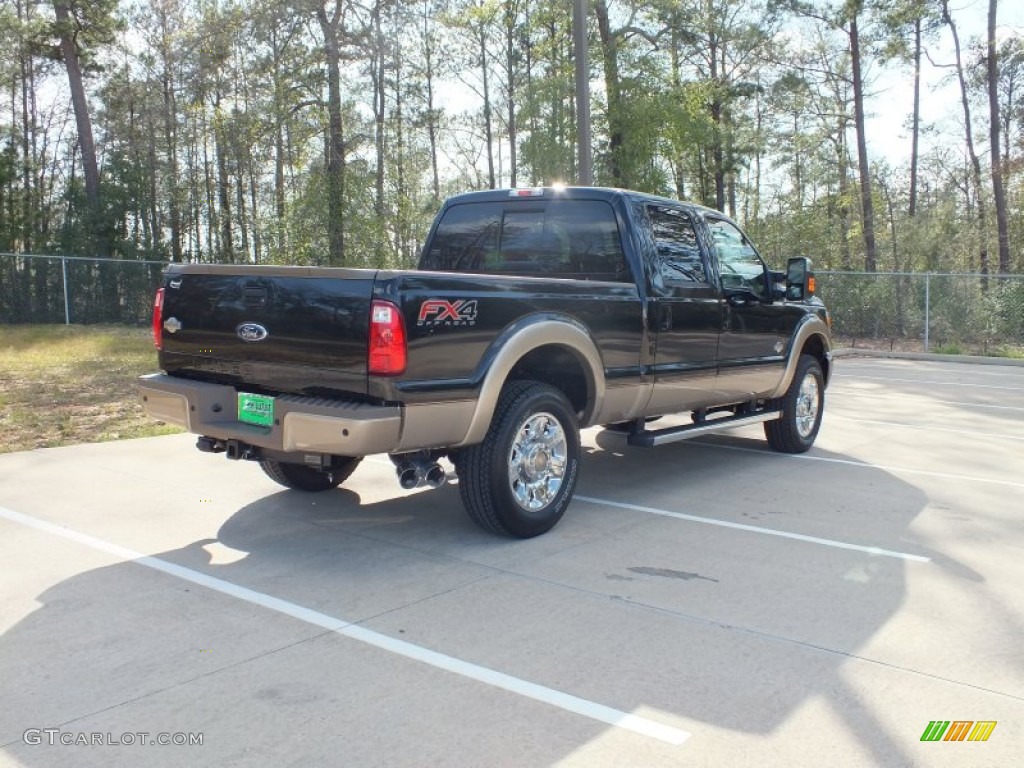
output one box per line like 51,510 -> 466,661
421,200 -> 631,282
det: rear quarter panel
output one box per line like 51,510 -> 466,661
371,272 -> 644,405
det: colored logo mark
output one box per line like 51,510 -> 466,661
920,720 -> 997,742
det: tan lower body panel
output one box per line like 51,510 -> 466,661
395,401 -> 476,452
590,382 -> 654,425
715,365 -> 785,402
138,374 -> 403,456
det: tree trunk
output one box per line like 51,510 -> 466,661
987,0 -> 1010,274
317,4 -> 346,265
235,136 -> 249,262
850,11 -> 877,272
525,9 -> 538,186
201,104 -> 217,257
943,0 -> 988,278
752,82 -> 763,222
423,3 -> 440,205
479,17 -> 496,189
505,1 -> 518,187
670,26 -> 686,200
53,2 -> 102,244
837,129 -> 852,271
19,0 -> 34,252
157,4 -> 182,261
708,31 -> 726,213
214,91 -> 234,262
594,0 -> 623,185
909,16 -> 921,217
271,24 -> 286,255
145,108 -> 158,253
394,29 -> 406,262
248,149 -> 261,264
372,1 -> 385,220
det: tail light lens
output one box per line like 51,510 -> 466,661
152,287 -> 165,349
368,299 -> 406,375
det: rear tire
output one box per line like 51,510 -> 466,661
259,456 -> 362,492
764,354 -> 824,453
457,380 -> 581,538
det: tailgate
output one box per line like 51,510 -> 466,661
158,264 -> 377,396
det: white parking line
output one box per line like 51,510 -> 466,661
828,389 -> 1024,412
693,442 -> 1024,490
0,505 -> 690,747
839,374 -> 1024,392
574,497 -> 930,563
827,413 -> 1024,441
839,363 -> 1024,379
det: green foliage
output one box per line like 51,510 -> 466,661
992,280 -> 1024,340
45,0 -> 125,72
0,0 -> 1017,297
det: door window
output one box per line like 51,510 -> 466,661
648,205 -> 707,284
707,218 -> 767,298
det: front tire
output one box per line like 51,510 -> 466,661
259,456 -> 362,492
764,354 -> 824,453
457,380 -> 581,538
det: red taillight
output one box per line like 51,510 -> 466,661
152,287 -> 165,350
368,300 -> 406,375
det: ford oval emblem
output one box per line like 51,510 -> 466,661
236,322 -> 269,342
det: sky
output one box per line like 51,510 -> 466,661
854,0 -> 1021,167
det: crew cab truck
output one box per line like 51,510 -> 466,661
139,187 -> 832,538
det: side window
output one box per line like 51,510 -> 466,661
707,217 -> 767,298
422,200 -> 629,281
648,205 -> 706,284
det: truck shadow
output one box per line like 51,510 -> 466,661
0,435 -> 978,766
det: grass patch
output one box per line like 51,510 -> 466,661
0,324 -> 183,454
986,346 -> 1024,359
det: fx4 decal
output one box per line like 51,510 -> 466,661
417,299 -> 479,327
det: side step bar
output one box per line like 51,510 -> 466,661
626,410 -> 781,447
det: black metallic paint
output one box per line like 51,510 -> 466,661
159,268 -> 374,397
154,188 -> 825,414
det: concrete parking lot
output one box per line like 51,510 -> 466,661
1,356 -> 1023,766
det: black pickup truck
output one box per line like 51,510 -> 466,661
140,187 -> 832,537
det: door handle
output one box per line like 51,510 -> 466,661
726,292 -> 758,307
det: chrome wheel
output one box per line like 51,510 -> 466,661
459,380 -> 581,538
795,373 -> 820,438
507,412 -> 568,511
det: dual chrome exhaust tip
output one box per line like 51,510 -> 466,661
395,460 -> 447,490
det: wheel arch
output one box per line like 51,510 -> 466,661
455,316 -> 606,447
800,332 -> 831,387
768,315 -> 832,399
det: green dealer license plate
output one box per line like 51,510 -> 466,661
238,393 -> 275,427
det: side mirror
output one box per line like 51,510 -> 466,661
786,257 -> 815,301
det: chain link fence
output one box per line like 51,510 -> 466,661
0,253 -> 165,326
818,271 -> 1024,354
2,253 -> 1023,353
